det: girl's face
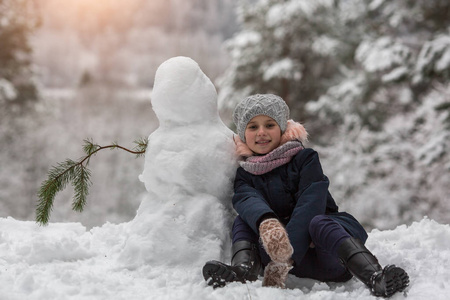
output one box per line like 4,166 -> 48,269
244,115 -> 282,155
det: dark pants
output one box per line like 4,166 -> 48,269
232,215 -> 353,282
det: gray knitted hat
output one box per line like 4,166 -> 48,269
233,94 -> 290,142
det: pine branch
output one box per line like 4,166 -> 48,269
36,137 -> 148,226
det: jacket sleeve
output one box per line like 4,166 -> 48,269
285,149 -> 329,264
232,167 -> 275,234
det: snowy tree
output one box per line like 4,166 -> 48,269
306,0 -> 450,228
217,0 -> 362,119
0,0 -> 39,106
0,0 -> 41,219
219,0 -> 450,228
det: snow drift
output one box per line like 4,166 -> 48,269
1,217 -> 448,299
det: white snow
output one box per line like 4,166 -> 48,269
265,0 -> 335,27
129,56 -> 237,268
355,37 -> 411,73
413,34 -> 450,84
382,66 -> 408,83
227,30 -> 262,60
1,57 -> 449,299
1,217 -> 449,299
312,35 -> 341,56
0,78 -> 17,102
262,58 -> 297,81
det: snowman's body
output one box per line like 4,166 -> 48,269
119,57 -> 237,268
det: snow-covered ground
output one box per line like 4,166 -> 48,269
1,57 -> 448,299
1,217 -> 448,299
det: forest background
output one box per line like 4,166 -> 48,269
1,0 -> 449,230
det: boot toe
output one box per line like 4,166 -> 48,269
384,265 -> 409,297
202,261 -> 237,288
372,265 -> 410,298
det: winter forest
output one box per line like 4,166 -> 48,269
2,0 -> 449,230
1,0 -> 450,299
1,0 -> 238,227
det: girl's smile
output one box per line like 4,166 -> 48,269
244,115 -> 282,155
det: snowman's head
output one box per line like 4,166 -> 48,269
151,57 -> 219,126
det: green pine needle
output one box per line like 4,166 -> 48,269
71,164 -> 91,212
83,138 -> 99,156
36,159 -> 78,225
36,137 -> 148,226
133,137 -> 148,158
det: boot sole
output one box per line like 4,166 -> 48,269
381,265 -> 410,297
202,261 -> 238,288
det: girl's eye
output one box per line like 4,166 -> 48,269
266,123 -> 275,128
248,125 -> 257,130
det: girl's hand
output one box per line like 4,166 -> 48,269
259,218 -> 293,263
259,218 -> 294,288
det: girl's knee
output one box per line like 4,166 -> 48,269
309,215 -> 331,235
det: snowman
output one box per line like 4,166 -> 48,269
118,57 -> 237,268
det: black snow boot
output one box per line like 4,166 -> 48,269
202,240 -> 262,288
337,237 -> 409,298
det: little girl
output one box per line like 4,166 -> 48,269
203,94 -> 409,297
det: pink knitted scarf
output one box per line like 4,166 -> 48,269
239,141 -> 304,175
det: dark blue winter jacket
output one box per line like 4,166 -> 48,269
232,148 -> 368,265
